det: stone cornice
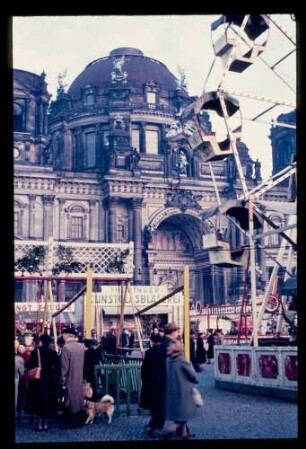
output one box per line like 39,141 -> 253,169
101,177 -> 148,196
14,174 -> 100,195
131,110 -> 175,121
14,176 -> 55,191
14,172 -> 288,202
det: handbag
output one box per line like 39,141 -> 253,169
25,349 -> 41,381
192,387 -> 204,407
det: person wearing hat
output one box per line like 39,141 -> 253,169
163,337 -> 198,439
83,339 -> 100,400
141,321 -> 180,438
24,333 -> 60,431
60,327 -> 86,428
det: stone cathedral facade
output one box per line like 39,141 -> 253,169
14,47 -> 294,308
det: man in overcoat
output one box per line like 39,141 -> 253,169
60,327 -> 85,428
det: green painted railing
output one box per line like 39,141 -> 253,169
94,360 -> 147,416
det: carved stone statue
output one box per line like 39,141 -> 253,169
114,114 -> 124,130
111,56 -> 128,83
177,149 -> 188,176
57,70 -> 68,97
166,121 -> 183,139
246,160 -> 253,179
130,148 -> 140,170
43,141 -> 53,165
144,224 -> 155,245
254,159 -> 262,182
108,147 -> 117,167
176,66 -> 187,91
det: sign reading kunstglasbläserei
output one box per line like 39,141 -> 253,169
93,285 -> 183,315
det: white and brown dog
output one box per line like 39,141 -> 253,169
84,394 -> 115,425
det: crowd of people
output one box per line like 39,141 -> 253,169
14,326 -> 136,431
15,323 -> 222,437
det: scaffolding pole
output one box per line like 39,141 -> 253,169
84,265 -> 93,338
184,266 -> 190,361
116,282 -> 129,349
49,280 -> 58,353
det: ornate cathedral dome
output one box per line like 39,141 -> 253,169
68,47 -> 180,97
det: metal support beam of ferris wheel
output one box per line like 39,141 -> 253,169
218,90 -> 249,198
275,243 -> 294,334
248,199 -> 258,346
251,214 -> 296,344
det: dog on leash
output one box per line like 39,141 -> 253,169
84,394 -> 115,424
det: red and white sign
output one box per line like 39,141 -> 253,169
15,302 -> 75,313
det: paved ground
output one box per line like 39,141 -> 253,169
15,364 -> 298,443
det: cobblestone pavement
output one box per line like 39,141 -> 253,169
15,364 -> 298,443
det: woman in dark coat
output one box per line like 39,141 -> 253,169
140,333 -> 167,436
25,334 -> 60,431
164,341 -> 198,438
83,339 -> 100,400
196,333 -> 206,366
207,331 -> 215,364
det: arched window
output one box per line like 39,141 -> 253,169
147,91 -> 156,105
145,126 -> 159,154
14,210 -> 21,236
132,125 -> 140,151
86,93 -> 95,106
13,103 -> 24,132
85,132 -> 96,167
68,205 -> 86,240
14,201 -> 24,237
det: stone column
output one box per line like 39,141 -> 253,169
42,195 -> 55,240
96,124 -> 104,168
38,100 -> 44,135
132,198 -> 143,282
128,207 -> 134,242
99,201 -> 105,241
139,122 -> 146,153
62,122 -> 73,170
89,200 -> 98,241
160,124 -> 167,154
58,280 -> 66,302
104,198 -> 118,243
74,129 -> 83,170
57,198 -> 65,241
211,266 -> 217,305
43,101 -> 48,135
28,194 -> 36,239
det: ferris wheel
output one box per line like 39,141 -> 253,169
167,14 -> 297,345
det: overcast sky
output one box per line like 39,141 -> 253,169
13,15 -> 296,179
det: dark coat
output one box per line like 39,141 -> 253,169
207,334 -> 215,360
140,336 -> 170,423
104,333 -> 116,354
165,352 -> 198,422
83,348 -> 100,400
196,336 -> 206,364
25,346 -> 60,417
61,338 -> 85,413
140,344 -> 159,410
